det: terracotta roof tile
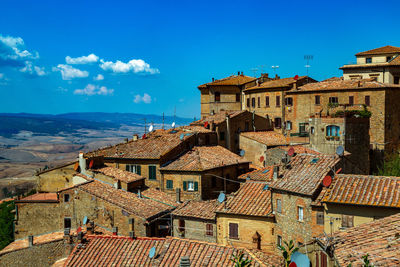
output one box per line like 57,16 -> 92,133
216,181 -> 273,217
191,110 -> 246,125
172,199 -> 219,220
355,45 -> 400,56
160,146 -> 249,172
16,193 -> 58,203
198,75 -> 257,89
269,154 -> 340,196
322,174 -> 400,208
244,76 -> 314,91
238,166 -> 274,181
64,236 -> 282,266
240,131 -> 289,146
94,166 -> 145,183
279,145 -> 320,155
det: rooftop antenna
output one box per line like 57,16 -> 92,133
251,67 -> 259,77
144,118 -> 147,135
304,55 -> 313,77
172,106 -> 176,129
162,112 -> 165,130
271,65 -> 279,76
258,65 -> 266,74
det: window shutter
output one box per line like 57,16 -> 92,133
183,181 -> 187,191
194,181 -> 198,191
126,165 -> 129,171
137,165 -> 141,175
349,216 -> 354,227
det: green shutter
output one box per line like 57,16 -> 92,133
194,181 -> 198,191
126,165 -> 129,171
166,180 -> 173,189
183,181 -> 187,191
149,166 -> 156,180
137,165 -> 141,175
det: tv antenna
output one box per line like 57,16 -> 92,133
144,118 -> 147,135
271,65 -> 279,76
251,67 -> 259,77
304,55 -> 313,76
162,112 -> 165,130
258,65 -> 266,74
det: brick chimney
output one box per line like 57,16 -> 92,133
176,188 -> 181,203
275,74 -> 280,80
79,152 -> 87,175
133,134 -> 138,141
273,166 -> 279,180
112,227 -> 118,236
28,235 -> 34,247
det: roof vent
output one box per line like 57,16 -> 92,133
180,256 -> 191,267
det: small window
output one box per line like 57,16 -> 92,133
265,96 -> 270,107
349,96 -> 354,105
215,92 -> 220,102
366,57 -> 372,63
277,235 -> 282,247
394,77 -> 400,84
298,206 -> 304,221
329,97 -> 338,104
341,215 -> 354,228
315,95 -> 320,105
246,98 -> 250,107
178,219 -> 185,236
326,125 -> 340,137
365,95 -> 370,106
274,117 -> 282,129
206,223 -> 213,236
276,96 -> 281,107
64,194 -> 70,203
185,181 -> 198,192
251,98 -> 256,108
126,164 -> 141,175
236,93 -> 240,102
166,180 -> 173,189
257,97 -> 260,108
220,131 -> 225,141
285,97 -> 293,106
311,127 -> 315,135
64,218 -> 72,229
148,165 -> 157,180
317,212 -> 324,225
229,223 -> 239,239
387,56 -> 392,62
276,199 -> 282,214
286,121 -> 292,130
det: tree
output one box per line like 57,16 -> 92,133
0,200 -> 15,250
231,251 -> 253,267
278,240 -> 299,267
375,154 -> 400,177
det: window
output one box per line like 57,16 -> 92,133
274,117 -> 282,129
276,96 -> 281,107
329,97 -> 338,104
64,218 -> 71,229
178,219 -> 185,237
394,77 -> 400,84
215,92 -> 220,102
64,194 -> 70,203
148,165 -> 156,180
286,121 -> 292,130
257,97 -> 260,108
184,181 -> 198,192
265,96 -> 270,106
326,125 -> 340,137
317,212 -> 324,225
276,199 -> 282,214
206,223 -> 213,236
277,235 -> 282,247
387,56 -> 392,62
166,180 -> 173,189
229,223 -> 239,239
315,95 -> 320,105
220,131 -> 225,141
349,96 -> 354,105
365,95 -> 370,106
366,57 -> 372,63
285,97 -> 293,106
298,206 -> 304,221
246,98 -> 250,107
126,164 -> 141,175
341,215 -> 354,228
236,93 -> 240,102
251,97 -> 256,108
311,127 -> 315,135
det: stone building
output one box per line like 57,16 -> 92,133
340,45 -> 400,84
36,162 -> 78,192
171,199 -> 219,242
320,174 -> 400,234
160,146 -> 250,201
216,181 -> 276,253
198,73 -> 258,118
268,154 -> 340,248
191,110 -> 272,153
243,75 -> 317,132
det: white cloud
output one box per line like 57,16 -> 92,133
74,84 -> 114,96
20,61 -> 46,76
65,53 -> 99,64
133,93 -> 152,104
53,64 -> 89,80
0,34 -> 39,68
93,74 -> 104,81
100,59 -> 159,74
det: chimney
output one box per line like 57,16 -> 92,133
241,71 -> 243,76
176,188 -> 181,203
79,152 -> 86,175
180,256 -> 191,267
87,221 -> 94,235
273,166 -> 279,180
112,227 -> 118,236
129,231 -> 135,239
28,235 -> 34,247
133,134 -> 138,141
77,231 -> 84,243
237,71 -> 240,75
212,77 -> 215,82
275,74 -> 280,80
64,228 -> 72,244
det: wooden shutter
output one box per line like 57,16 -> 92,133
137,165 -> 141,175
229,223 -> 238,239
321,252 -> 327,267
317,212 -> 324,225
126,165 -> 130,171
341,215 -> 347,227
206,224 -> 213,236
183,181 -> 187,191
194,181 -> 198,191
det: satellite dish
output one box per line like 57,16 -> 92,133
218,192 -> 226,203
289,262 -> 298,267
171,122 -> 176,128
290,251 -> 310,267
204,121 -> 209,128
89,160 -> 94,169
294,75 -> 299,80
288,147 -> 295,156
336,146 -> 344,156
323,175 -> 332,187
259,156 -> 264,163
83,216 -> 88,225
239,150 -> 245,157
149,247 -> 156,259
149,125 -> 154,132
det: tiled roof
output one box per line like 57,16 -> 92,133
216,181 -> 273,217
341,54 -> 400,69
15,193 -> 58,203
172,199 -> 219,220
198,74 -> 257,89
293,79 -> 400,93
240,131 -> 289,146
269,154 -> 340,197
160,146 -> 248,172
77,180 -> 176,219
64,236 -> 282,266
191,110 -> 246,125
244,76 -> 312,91
238,166 -> 274,181
85,129 -> 193,160
279,145 -> 320,155
322,174 -> 400,208
94,166 -> 145,183
327,213 -> 400,266
355,45 -> 400,56
179,125 -> 212,133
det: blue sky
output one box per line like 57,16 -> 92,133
0,0 -> 399,118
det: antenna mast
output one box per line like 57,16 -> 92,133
162,112 -> 165,130
304,55 -> 314,77
271,65 -> 280,76
251,67 -> 259,77
144,118 -> 147,135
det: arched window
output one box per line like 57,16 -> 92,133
326,125 -> 340,137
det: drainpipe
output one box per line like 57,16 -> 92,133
282,90 -> 286,135
226,115 -> 231,151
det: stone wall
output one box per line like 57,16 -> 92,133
36,163 -> 77,192
172,218 -> 216,243
239,135 -> 268,168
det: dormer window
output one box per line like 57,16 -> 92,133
366,57 -> 372,64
